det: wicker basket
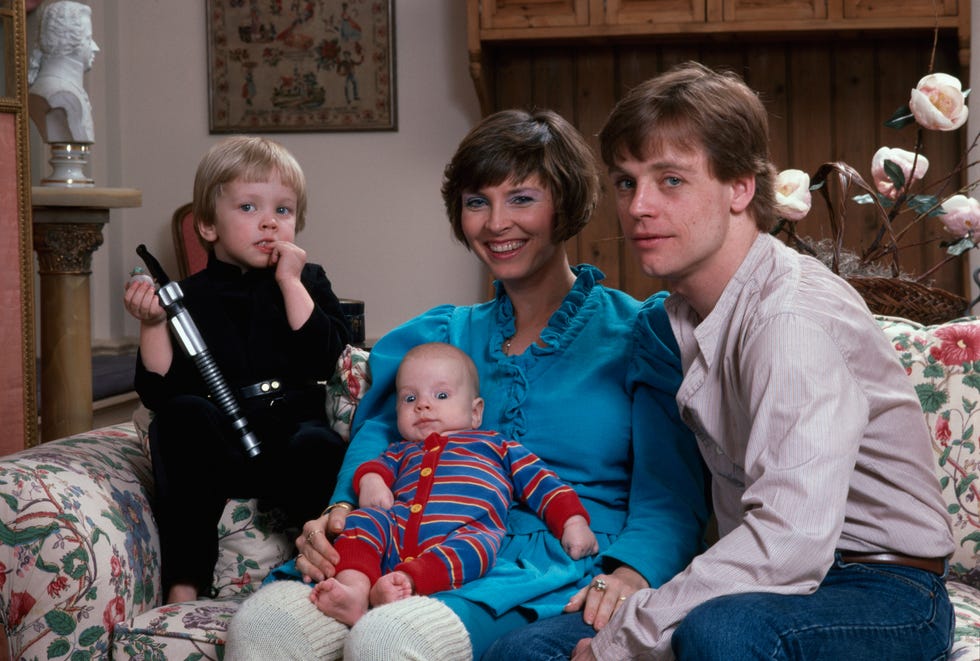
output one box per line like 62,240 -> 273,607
845,275 -> 968,326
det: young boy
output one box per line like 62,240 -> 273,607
310,342 -> 598,625
124,136 -> 351,604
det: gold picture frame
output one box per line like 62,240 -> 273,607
0,0 -> 37,450
207,0 -> 396,133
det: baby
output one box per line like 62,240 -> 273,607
312,342 -> 598,624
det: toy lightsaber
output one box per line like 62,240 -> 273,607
137,245 -> 261,458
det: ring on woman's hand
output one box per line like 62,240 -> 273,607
618,596 -> 627,602
592,578 -> 607,592
306,529 -> 321,543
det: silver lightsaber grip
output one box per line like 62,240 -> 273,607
155,280 -> 261,458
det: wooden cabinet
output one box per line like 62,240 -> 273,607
603,0 -> 707,25
478,0 -> 589,29
722,0 -> 826,22
471,0 -> 968,37
842,0 -> 958,19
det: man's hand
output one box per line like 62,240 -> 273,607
571,638 -> 597,660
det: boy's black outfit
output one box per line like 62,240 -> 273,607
136,254 -> 351,596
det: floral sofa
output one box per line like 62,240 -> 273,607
2,321 -> 980,660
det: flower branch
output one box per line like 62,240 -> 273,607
772,66 -> 976,288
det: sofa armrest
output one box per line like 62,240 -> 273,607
0,423 -> 158,660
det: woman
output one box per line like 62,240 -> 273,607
226,109 -> 708,660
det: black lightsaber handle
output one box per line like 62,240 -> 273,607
136,245 -> 261,458
136,244 -> 171,286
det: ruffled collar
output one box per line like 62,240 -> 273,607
491,264 -> 604,356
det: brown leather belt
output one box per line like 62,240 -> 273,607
838,551 -> 946,576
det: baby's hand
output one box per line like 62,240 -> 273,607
561,515 -> 599,560
268,240 -> 306,283
358,473 -> 394,509
123,279 -> 166,325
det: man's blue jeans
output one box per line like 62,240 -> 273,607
483,555 -> 953,660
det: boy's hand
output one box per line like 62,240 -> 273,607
358,473 -> 394,509
561,514 -> 599,559
268,239 -> 306,283
123,280 -> 166,325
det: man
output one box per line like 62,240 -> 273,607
574,62 -> 954,659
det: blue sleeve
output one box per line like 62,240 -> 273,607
329,305 -> 456,503
601,293 -> 710,587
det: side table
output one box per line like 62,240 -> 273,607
32,186 -> 142,441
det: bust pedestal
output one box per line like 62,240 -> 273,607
32,186 -> 141,441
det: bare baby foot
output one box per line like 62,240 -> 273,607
311,577 -> 369,626
369,571 -> 414,607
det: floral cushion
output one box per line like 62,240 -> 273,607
951,581 -> 980,659
326,344 -> 372,441
877,316 -> 980,658
0,424 -> 157,660
877,316 -> 980,586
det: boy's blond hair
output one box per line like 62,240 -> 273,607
192,136 -> 308,248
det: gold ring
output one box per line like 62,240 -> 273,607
592,578 -> 607,592
306,529 -> 321,543
618,596 -> 627,602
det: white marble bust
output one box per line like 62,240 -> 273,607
27,1 -> 99,144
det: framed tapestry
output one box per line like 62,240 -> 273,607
207,0 -> 396,133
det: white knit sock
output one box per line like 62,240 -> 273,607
224,580 -> 349,660
344,596 -> 473,661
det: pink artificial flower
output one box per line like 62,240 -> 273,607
870,147 -> 929,199
773,169 -> 811,220
929,325 -> 980,365
939,194 -> 980,238
910,73 -> 969,131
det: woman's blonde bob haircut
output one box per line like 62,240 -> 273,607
442,109 -> 599,247
192,136 -> 308,248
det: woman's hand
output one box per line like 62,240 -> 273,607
563,565 -> 647,631
294,507 -> 349,582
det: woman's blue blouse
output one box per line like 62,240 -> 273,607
333,265 -> 708,617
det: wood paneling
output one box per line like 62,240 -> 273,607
483,32 -> 967,300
